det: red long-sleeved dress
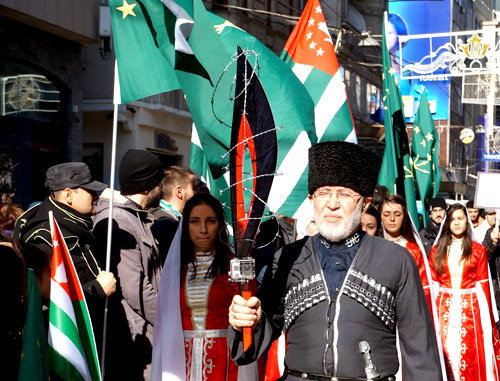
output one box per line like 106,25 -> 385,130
429,241 -> 500,380
180,255 -> 240,381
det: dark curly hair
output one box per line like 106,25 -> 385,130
180,193 -> 231,279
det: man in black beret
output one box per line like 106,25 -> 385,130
419,197 -> 448,256
13,162 -> 116,349
228,141 -> 442,380
93,149 -> 164,380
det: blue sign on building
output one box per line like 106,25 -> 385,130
388,0 -> 451,122
483,152 -> 500,162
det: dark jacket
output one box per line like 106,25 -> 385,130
1,243 -> 25,380
13,197 -> 105,301
229,234 -> 442,380
149,206 -> 180,265
419,221 -> 440,256
93,189 -> 162,380
253,216 -> 297,283
13,197 -> 107,350
483,228 -> 500,282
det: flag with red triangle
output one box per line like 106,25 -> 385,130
47,211 -> 101,381
281,0 -> 356,143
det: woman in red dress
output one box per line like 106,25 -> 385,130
380,194 -> 433,311
429,203 -> 500,380
179,193 -> 241,381
151,193 -> 259,380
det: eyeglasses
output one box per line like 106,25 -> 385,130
313,188 -> 361,203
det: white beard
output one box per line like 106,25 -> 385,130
316,198 -> 364,242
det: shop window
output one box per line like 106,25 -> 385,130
0,59 -> 67,208
1,74 -> 60,118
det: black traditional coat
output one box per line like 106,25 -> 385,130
229,233 -> 442,380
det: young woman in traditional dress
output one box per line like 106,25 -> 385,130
178,192 -> 242,380
150,192 -> 260,380
380,194 -> 432,311
429,203 -> 500,380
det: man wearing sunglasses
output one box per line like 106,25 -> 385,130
13,162 -> 116,346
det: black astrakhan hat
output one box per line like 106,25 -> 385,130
308,141 -> 381,197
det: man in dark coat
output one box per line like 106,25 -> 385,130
93,149 -> 164,381
228,141 -> 442,380
13,162 -> 116,347
419,197 -> 447,256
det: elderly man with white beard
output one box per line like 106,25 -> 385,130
228,141 -> 442,381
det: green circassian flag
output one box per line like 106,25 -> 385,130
378,11 -> 420,229
18,269 -> 50,381
109,0 -> 180,103
411,90 -> 441,227
111,0 -> 318,221
281,0 -> 356,144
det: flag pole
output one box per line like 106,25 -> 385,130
101,60 -> 120,379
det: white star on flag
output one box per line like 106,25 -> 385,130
53,240 -> 59,247
316,47 -> 325,56
309,41 -> 317,49
315,5 -> 322,13
306,32 -> 313,40
308,18 -> 315,26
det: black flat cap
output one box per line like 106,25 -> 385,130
45,162 -> 106,192
308,141 -> 381,197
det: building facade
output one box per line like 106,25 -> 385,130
0,0 -> 100,207
4,0 -> 493,207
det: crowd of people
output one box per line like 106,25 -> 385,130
3,142 -> 500,381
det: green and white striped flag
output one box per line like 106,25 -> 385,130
156,0 -> 317,220
48,212 -> 101,381
281,0 -> 356,144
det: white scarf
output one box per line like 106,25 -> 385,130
150,220 -> 185,380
